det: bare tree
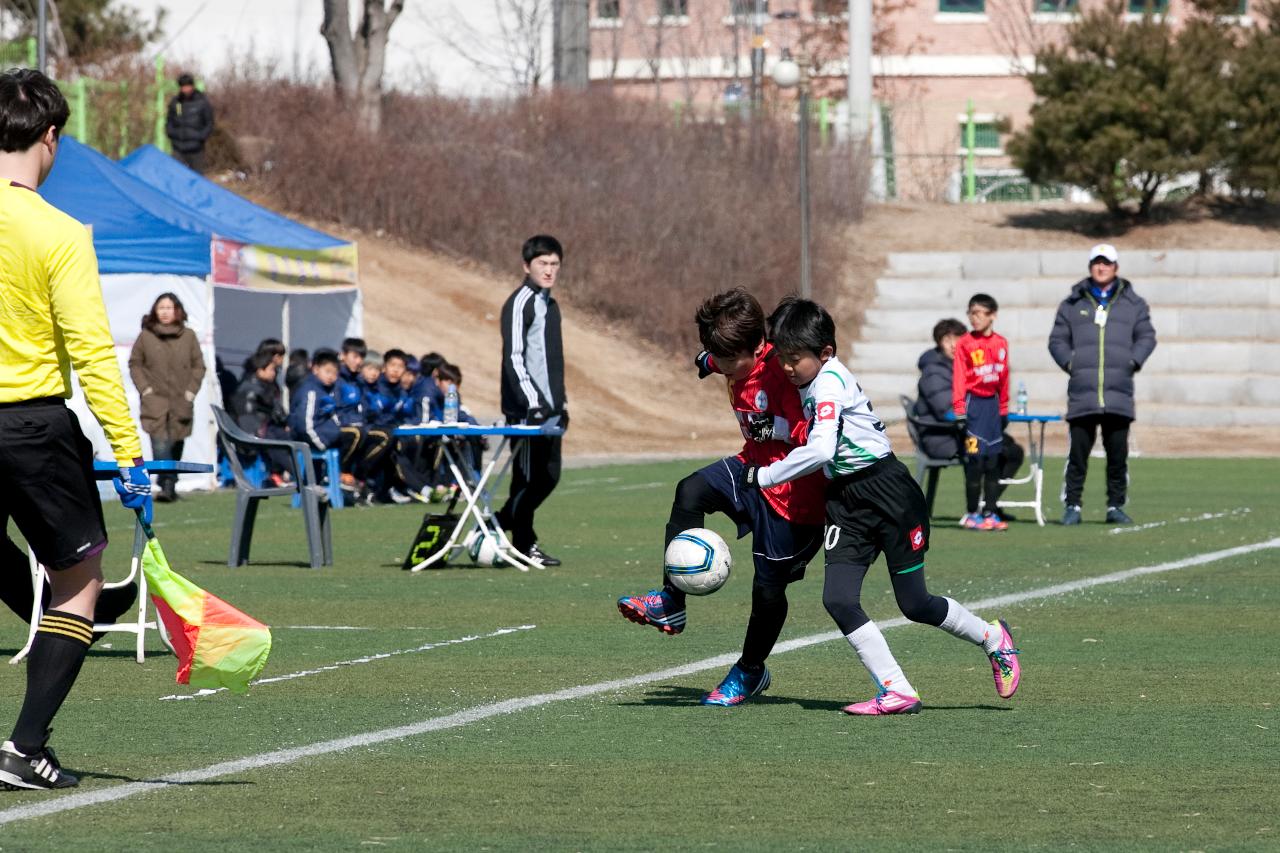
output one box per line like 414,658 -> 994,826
435,0 -> 553,95
320,0 -> 405,134
552,0 -> 590,88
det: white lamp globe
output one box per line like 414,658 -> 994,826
772,58 -> 801,88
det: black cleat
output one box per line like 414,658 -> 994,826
525,544 -> 561,567
0,740 -> 79,791
1061,505 -> 1082,526
1105,506 -> 1133,525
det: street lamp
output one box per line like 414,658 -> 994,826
772,48 -> 812,300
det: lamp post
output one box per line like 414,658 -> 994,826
36,0 -> 47,73
772,49 -> 812,300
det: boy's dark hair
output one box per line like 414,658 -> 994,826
767,297 -> 837,357
177,73 -> 195,86
419,351 -> 446,375
311,348 -> 339,368
250,351 -> 276,373
383,348 -> 408,366
0,69 -> 69,153
437,362 -> 462,385
932,318 -> 967,347
522,234 -> 563,264
340,337 -> 367,357
968,293 -> 999,313
256,338 -> 287,358
695,287 -> 766,357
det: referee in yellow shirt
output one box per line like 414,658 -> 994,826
0,69 -> 153,791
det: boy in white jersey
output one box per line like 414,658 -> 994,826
740,298 -> 1022,715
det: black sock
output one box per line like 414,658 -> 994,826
739,584 -> 789,671
663,512 -> 702,609
11,610 -> 92,754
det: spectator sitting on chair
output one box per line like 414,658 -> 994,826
388,356 -> 438,503
285,348 -> 309,396
242,338 -> 285,382
231,351 -> 292,485
418,351 -> 446,417
165,73 -> 214,173
289,349 -> 379,501
916,318 -> 1025,520
338,337 -> 366,385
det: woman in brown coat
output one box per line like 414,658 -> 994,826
128,293 -> 206,501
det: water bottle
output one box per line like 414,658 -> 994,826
443,386 -> 459,424
1016,381 -> 1029,416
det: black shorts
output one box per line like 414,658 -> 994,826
824,455 -> 929,574
0,399 -> 108,570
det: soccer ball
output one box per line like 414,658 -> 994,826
465,530 -> 502,567
664,528 -> 731,596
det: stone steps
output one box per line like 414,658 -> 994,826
857,250 -> 1280,430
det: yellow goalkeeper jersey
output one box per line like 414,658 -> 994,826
0,181 -> 142,465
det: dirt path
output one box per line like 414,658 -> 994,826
315,198 -> 1280,460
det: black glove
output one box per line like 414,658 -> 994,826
525,406 -> 550,425
739,464 -> 763,490
1001,415 -> 1009,430
953,415 -> 967,430
1130,359 -> 1142,373
558,409 -> 570,431
694,350 -> 715,379
746,413 -> 776,443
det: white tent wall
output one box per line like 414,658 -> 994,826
68,273 -> 218,493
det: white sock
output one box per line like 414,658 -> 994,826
846,621 -> 916,697
940,597 -> 1001,653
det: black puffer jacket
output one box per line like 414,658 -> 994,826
1047,277 -> 1157,420
913,347 -> 962,460
165,91 -> 214,154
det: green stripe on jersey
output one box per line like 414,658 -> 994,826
820,369 -> 847,388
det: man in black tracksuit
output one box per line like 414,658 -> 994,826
165,73 -> 214,173
495,235 -> 568,566
1048,243 -> 1157,526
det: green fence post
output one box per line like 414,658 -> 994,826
818,97 -> 830,148
154,55 -> 168,152
118,81 -> 128,158
965,99 -> 976,203
74,78 -> 88,145
26,37 -> 37,68
672,100 -> 684,128
879,102 -> 897,201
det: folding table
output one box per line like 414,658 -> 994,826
10,460 -> 214,665
996,413 -> 1063,527
393,423 -> 565,572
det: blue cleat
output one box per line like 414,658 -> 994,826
617,589 -> 686,635
702,664 -> 771,706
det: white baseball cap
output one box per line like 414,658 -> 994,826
1088,243 -> 1119,265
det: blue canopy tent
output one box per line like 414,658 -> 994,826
38,139 -> 362,487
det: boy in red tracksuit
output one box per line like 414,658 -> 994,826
952,293 -> 1010,531
617,288 -> 826,706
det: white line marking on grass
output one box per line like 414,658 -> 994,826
2,537 -> 1277,828
557,481 -> 667,496
157,625 -> 536,701
1108,507 -> 1250,535
279,625 -> 372,631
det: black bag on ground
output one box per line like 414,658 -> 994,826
401,490 -> 462,570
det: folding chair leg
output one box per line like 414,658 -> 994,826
301,491 -> 330,569
229,492 -> 261,567
915,454 -> 927,485
925,468 -> 942,519
319,500 -> 333,565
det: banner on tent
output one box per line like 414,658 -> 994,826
212,238 -> 357,289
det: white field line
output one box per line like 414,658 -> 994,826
1108,507 -> 1250,535
279,626 -> 371,631
158,625 -> 537,701
556,480 -> 667,496
1,536 -> 1276,828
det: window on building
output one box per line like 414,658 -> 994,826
1236,0 -> 1248,14
598,0 -> 621,18
959,121 -> 1002,152
661,0 -> 689,16
1127,0 -> 1168,13
938,0 -> 985,13
812,0 -> 845,15
1033,0 -> 1077,12
729,0 -> 769,14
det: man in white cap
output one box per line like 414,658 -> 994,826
1048,244 -> 1157,526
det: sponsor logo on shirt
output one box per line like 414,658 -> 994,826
909,525 -> 925,551
816,401 -> 837,421
754,389 -> 768,411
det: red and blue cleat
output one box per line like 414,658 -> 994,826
702,664 -> 771,706
617,589 -> 686,635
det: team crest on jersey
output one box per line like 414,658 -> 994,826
909,525 -> 925,551
754,389 -> 768,411
999,348 -> 1006,360
816,401 -> 837,421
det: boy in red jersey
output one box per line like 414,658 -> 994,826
952,293 -> 1010,531
617,288 -> 825,705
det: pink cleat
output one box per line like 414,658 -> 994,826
841,690 -> 922,716
988,619 -> 1021,699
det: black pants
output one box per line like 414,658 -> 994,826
149,435 -> 185,495
495,435 -> 561,552
1064,414 -> 1131,508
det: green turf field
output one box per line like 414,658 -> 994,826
0,455 -> 1277,851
